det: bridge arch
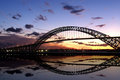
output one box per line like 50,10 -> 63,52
34,26 -> 120,50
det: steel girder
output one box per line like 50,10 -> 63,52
4,26 -> 120,51
34,26 -> 120,49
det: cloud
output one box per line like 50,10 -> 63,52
44,2 -> 50,6
73,41 -> 107,46
26,32 -> 40,37
88,41 -> 97,43
71,9 -> 85,15
54,36 -> 66,43
0,34 -> 71,49
35,15 -> 47,21
40,43 -> 72,49
28,8 -> 32,11
44,9 -> 54,14
54,35 -> 65,40
63,4 -> 85,15
0,34 -> 35,48
63,5 -> 74,10
26,32 -> 46,37
96,24 -> 106,27
92,17 -> 103,20
73,41 -> 84,44
5,27 -> 23,33
25,24 -> 34,29
85,44 -> 108,46
0,31 -> 1,34
12,13 -> 22,20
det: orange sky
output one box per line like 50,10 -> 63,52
40,41 -> 113,50
42,31 -> 114,50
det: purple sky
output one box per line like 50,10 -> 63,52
0,0 -> 120,48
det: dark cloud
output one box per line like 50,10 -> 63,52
92,17 -> 103,20
5,27 -> 23,33
96,24 -> 106,27
54,36 -> 65,43
35,15 -> 47,21
53,34 -> 65,39
88,41 -> 97,43
26,32 -> 46,37
44,2 -> 50,6
63,4 -> 85,15
63,5 -> 74,10
28,8 -> 32,11
40,43 -> 71,49
55,36 -> 65,40
26,32 -> 40,36
85,44 -> 108,46
12,13 -> 22,20
71,9 -> 85,15
73,41 -> 84,44
73,41 -> 107,46
25,24 -> 34,29
0,31 -> 1,34
44,9 -> 54,14
0,34 -> 35,48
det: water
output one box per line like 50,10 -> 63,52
0,55 -> 120,80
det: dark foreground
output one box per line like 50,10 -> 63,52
0,52 -> 120,80
0,49 -> 120,57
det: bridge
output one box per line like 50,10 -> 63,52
0,26 -> 120,53
1,26 -> 120,75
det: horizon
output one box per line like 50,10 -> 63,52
0,0 -> 120,50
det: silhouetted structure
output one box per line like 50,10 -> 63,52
0,26 -> 120,54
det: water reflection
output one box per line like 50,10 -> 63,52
0,55 -> 120,79
36,56 -> 120,75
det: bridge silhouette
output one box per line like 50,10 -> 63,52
0,26 -> 120,53
1,26 -> 120,75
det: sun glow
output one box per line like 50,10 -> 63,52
40,40 -> 113,50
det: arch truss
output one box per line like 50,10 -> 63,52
34,26 -> 120,50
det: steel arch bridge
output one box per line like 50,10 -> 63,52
1,26 -> 120,75
34,26 -> 120,50
1,26 -> 120,51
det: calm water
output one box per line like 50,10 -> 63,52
0,55 -> 120,80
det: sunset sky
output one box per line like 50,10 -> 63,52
0,0 -> 120,49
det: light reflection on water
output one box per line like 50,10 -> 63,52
0,55 -> 120,80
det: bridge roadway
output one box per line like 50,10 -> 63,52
1,26 -> 120,52
3,36 -> 120,50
